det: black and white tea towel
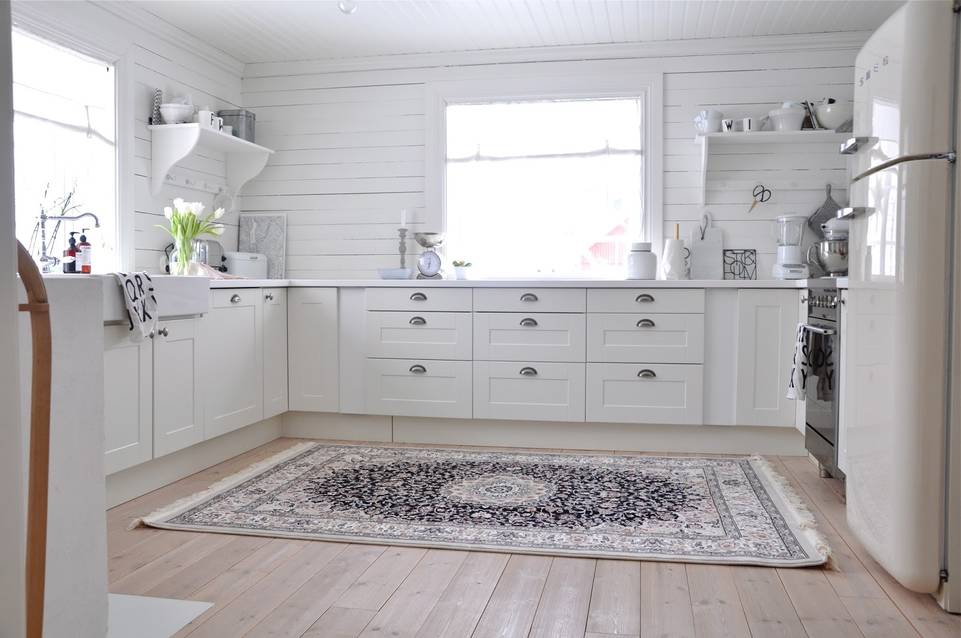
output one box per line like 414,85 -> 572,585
113,272 -> 158,342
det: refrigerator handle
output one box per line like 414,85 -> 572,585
839,137 -> 878,154
851,151 -> 957,183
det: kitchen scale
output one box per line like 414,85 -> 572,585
414,232 -> 446,279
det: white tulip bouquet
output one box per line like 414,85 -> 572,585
158,198 -> 225,275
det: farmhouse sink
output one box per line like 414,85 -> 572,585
101,274 -> 210,323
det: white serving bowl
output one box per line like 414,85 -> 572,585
378,267 -> 413,280
768,106 -> 806,131
160,103 -> 195,124
815,103 -> 853,130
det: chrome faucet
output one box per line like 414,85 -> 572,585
36,210 -> 101,273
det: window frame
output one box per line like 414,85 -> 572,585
425,70 -> 664,260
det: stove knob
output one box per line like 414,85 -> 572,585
829,295 -> 839,308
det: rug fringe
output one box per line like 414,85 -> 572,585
749,455 -> 834,568
131,441 -> 318,530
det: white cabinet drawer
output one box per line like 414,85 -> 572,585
364,359 -> 472,418
473,288 -> 586,313
586,363 -> 703,424
211,288 -> 259,309
366,311 -> 472,360
366,288 -> 471,312
587,289 -> 705,313
473,313 -> 585,362
474,361 -> 585,422
587,314 -> 704,363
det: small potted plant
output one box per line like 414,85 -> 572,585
452,260 -> 472,280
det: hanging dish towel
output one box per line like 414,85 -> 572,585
786,324 -> 814,400
113,272 -> 158,342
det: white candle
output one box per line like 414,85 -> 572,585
400,209 -> 407,228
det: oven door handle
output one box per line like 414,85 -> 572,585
801,324 -> 836,336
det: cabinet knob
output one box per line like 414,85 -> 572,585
635,293 -> 655,303
409,316 -> 427,325
636,318 -> 656,328
230,294 -> 241,304
520,292 -> 539,302
409,364 -> 427,374
157,327 -> 169,337
637,369 -> 657,379
519,317 -> 538,327
265,293 -> 274,301
410,292 -> 427,301
519,366 -> 538,376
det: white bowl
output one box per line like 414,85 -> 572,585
378,267 -> 413,280
815,103 -> 853,130
160,103 -> 195,124
768,107 -> 806,132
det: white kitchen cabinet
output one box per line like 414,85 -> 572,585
103,325 -> 153,474
473,288 -> 585,313
587,289 -> 705,314
364,358 -> 472,418
473,312 -> 586,362
586,362 -> 704,424
734,289 -> 800,427
202,289 -> 264,439
289,288 -> 339,412
587,313 -> 704,363
366,310 -> 473,360
153,318 -> 204,457
474,361 -> 585,421
263,288 -> 288,419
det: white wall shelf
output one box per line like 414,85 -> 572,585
696,130 -> 849,205
147,123 -> 274,196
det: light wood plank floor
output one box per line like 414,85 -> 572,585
107,439 -> 961,638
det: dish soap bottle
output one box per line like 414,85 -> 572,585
62,232 -> 78,273
77,228 -> 93,273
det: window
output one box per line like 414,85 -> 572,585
12,30 -> 117,272
428,73 -> 662,278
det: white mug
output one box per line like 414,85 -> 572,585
721,119 -> 735,133
197,109 -> 217,129
215,116 -> 224,131
740,117 -> 754,132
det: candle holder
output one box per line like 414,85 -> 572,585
397,227 -> 408,269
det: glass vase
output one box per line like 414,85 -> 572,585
171,237 -> 201,276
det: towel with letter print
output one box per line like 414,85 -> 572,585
113,272 -> 158,342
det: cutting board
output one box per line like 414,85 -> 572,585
689,227 -> 723,280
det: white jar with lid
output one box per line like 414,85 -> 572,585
626,242 -> 658,279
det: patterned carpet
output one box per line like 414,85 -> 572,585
140,442 -> 829,567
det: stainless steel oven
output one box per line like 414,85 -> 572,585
803,287 -> 843,479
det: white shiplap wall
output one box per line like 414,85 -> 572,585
12,1 -> 245,273
241,40 -> 855,280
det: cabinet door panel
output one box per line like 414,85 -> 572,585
203,290 -> 264,439
587,313 -> 704,363
154,318 -> 203,457
263,288 -> 288,419
365,311 -> 472,360
103,325 -> 152,474
587,289 -> 705,313
289,288 -> 339,411
734,290 -> 799,427
364,358 -> 471,418
473,288 -> 586,313
586,363 -> 703,424
473,313 -> 585,362
366,287 -> 471,312
474,361 -> 585,422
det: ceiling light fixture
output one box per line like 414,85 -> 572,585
338,0 -> 358,15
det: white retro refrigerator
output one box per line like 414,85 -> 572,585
843,0 -> 961,611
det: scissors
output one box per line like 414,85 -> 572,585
748,184 -> 772,213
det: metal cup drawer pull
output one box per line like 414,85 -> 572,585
409,364 -> 427,374
635,293 -> 655,303
520,292 -> 539,302
264,293 -> 274,301
157,327 -> 169,337
636,318 -> 656,328
230,294 -> 241,304
519,317 -> 538,327
637,369 -> 657,379
409,316 -> 427,325
519,367 -> 538,376
410,292 -> 427,301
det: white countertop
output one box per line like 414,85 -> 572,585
208,277 -> 842,289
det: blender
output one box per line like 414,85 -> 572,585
772,215 -> 810,279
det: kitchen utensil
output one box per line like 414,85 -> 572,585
768,106 -> 806,131
150,89 -> 163,124
772,215 -> 810,279
690,212 -> 724,279
218,109 -> 256,143
693,109 -> 723,134
748,184 -> 772,213
804,100 -> 822,129
807,239 -> 849,276
661,239 -> 690,280
815,101 -> 853,129
807,184 -> 842,236
160,103 -> 194,124
413,232 -> 446,279
820,216 -> 850,239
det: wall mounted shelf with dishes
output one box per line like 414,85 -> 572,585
695,130 -> 849,205
147,123 -> 274,196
